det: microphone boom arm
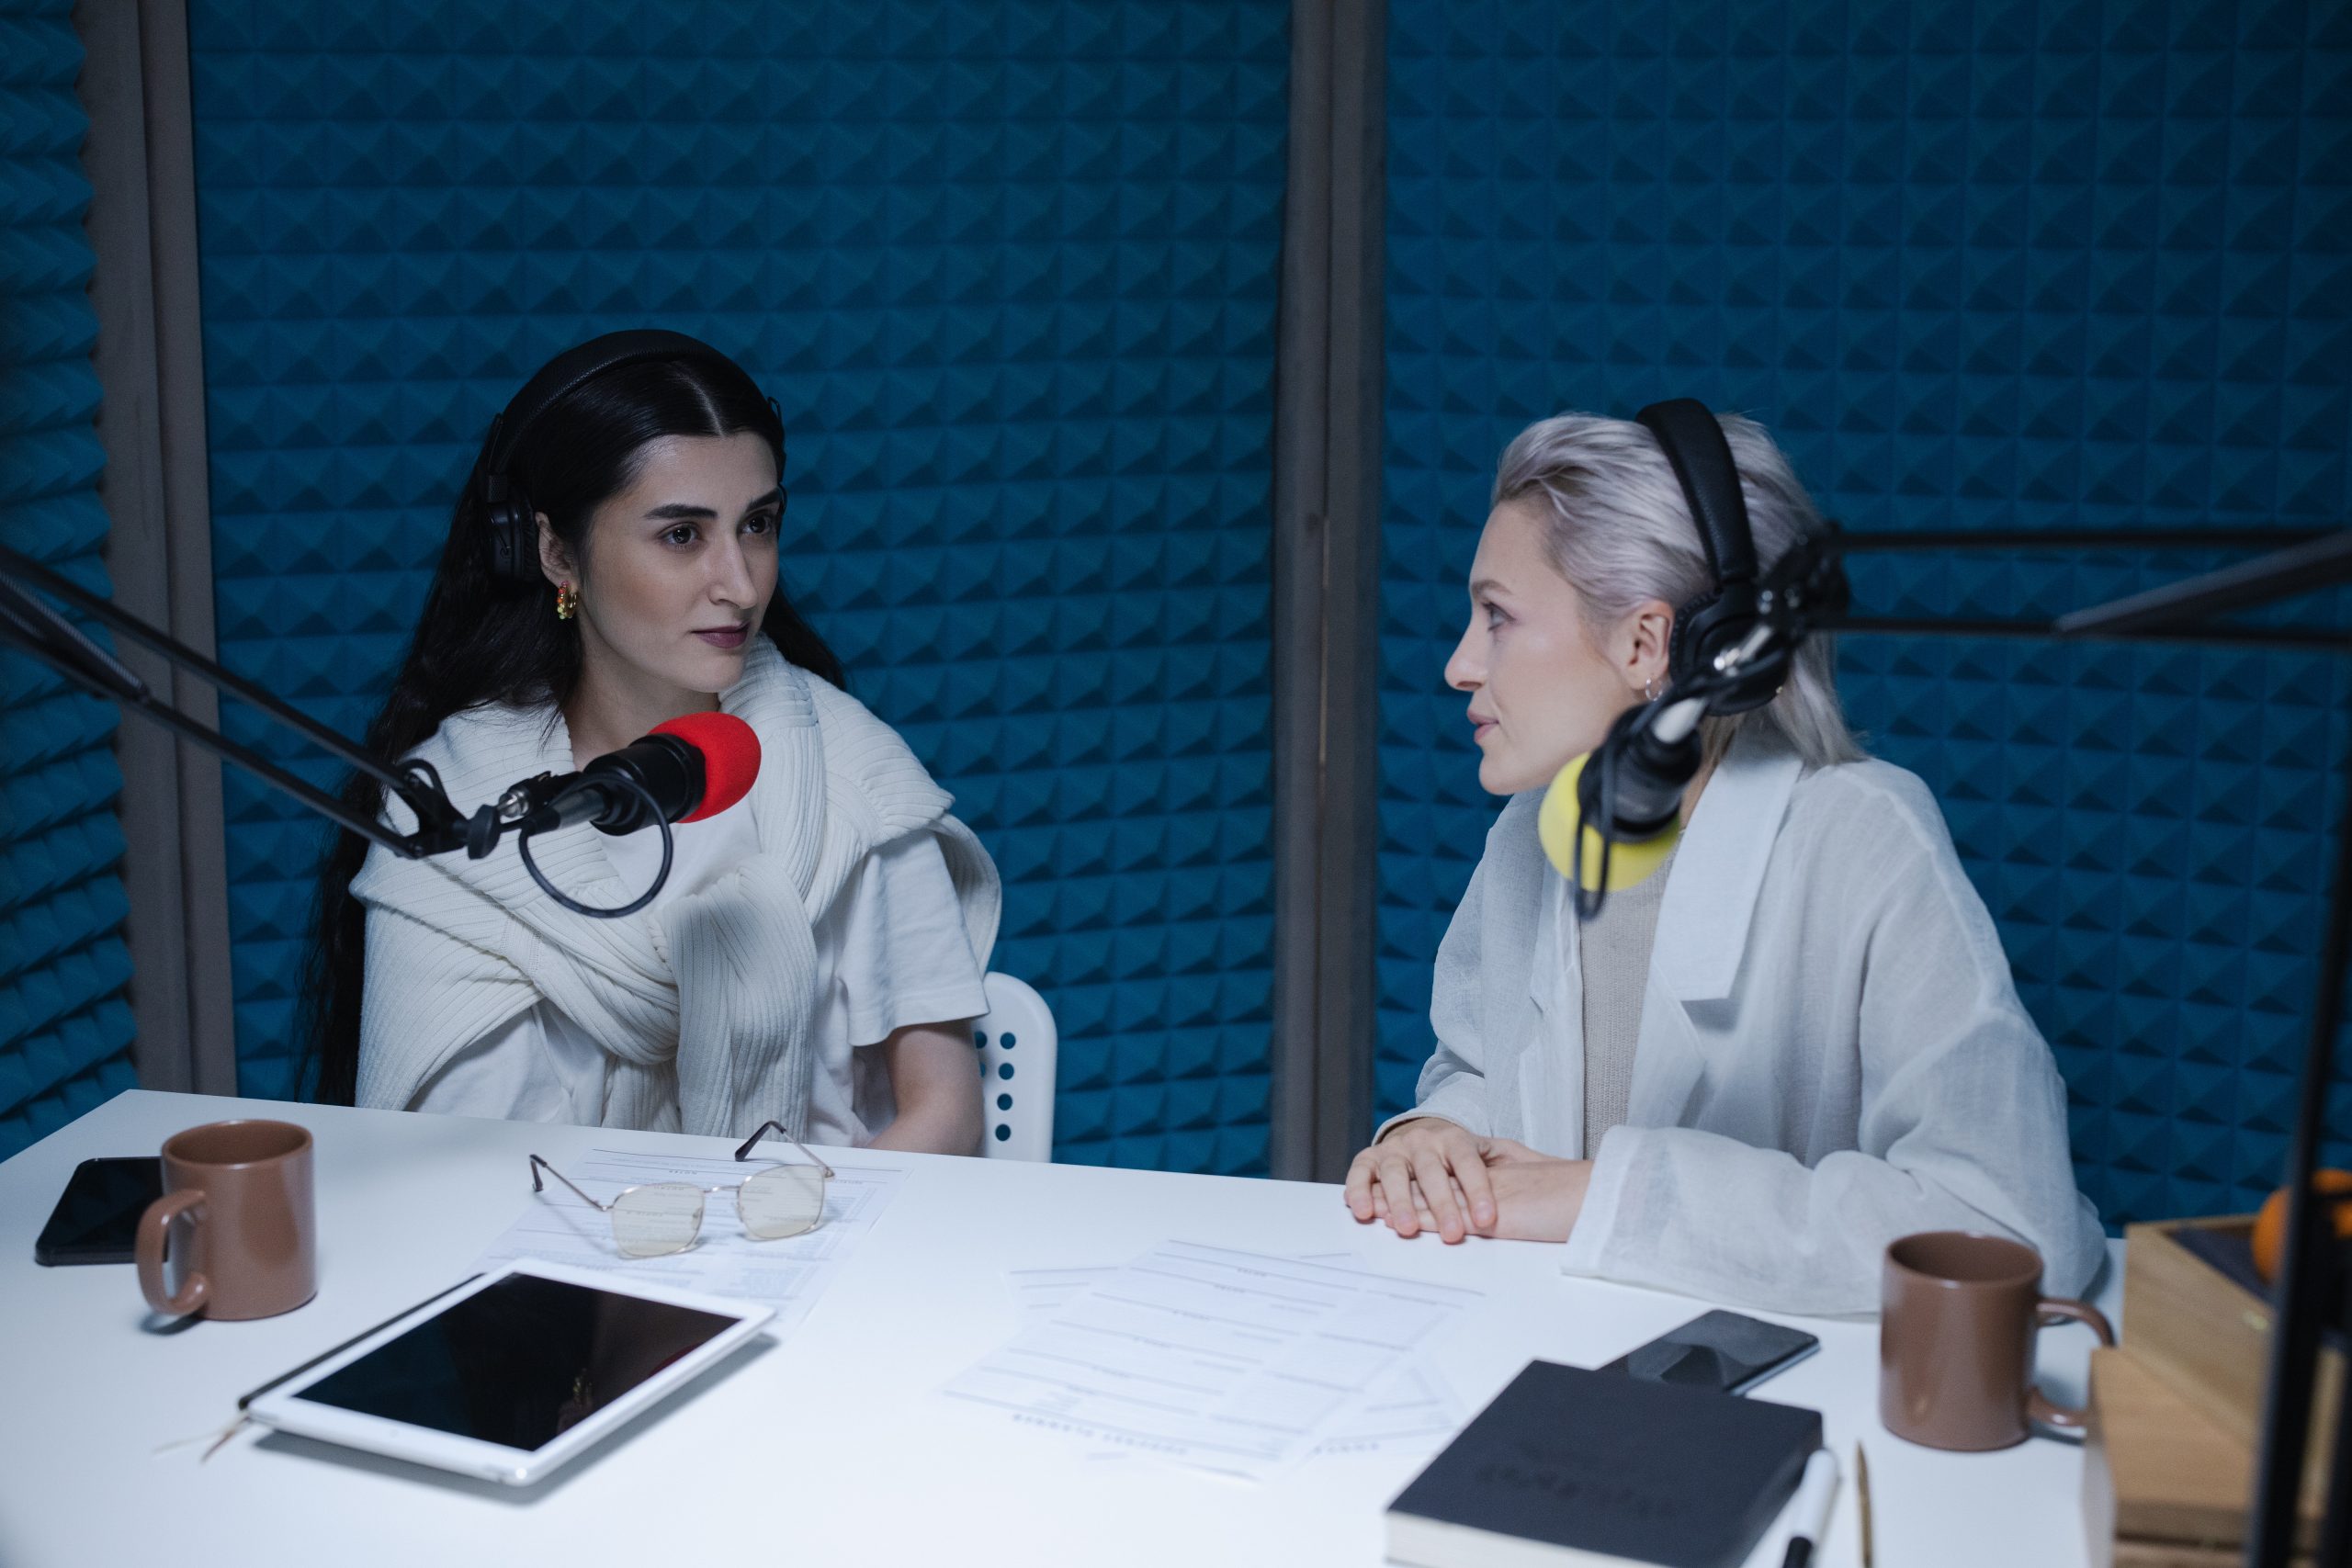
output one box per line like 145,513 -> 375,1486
1676,520 -> 2352,705
1,544 -> 471,861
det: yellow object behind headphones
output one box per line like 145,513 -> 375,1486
1538,750 -> 1682,892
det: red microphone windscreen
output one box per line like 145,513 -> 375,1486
650,712 -> 762,822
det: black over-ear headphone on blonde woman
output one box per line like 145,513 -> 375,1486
478,330 -> 779,587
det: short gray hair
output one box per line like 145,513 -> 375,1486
1492,411 -> 1866,771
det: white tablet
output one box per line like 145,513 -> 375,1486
247,1259 -> 773,1485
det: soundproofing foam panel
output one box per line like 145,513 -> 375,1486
186,2 -> 1289,1171
1379,0 -> 2351,1223
0,0 -> 139,1159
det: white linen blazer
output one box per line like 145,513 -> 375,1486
1386,726 -> 2107,1316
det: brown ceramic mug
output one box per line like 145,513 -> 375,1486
1879,1230 -> 2114,1450
134,1120 -> 317,1322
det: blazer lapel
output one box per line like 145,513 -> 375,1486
1521,863 -> 1588,1155
1626,728 -> 1804,1128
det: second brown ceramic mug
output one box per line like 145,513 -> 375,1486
1879,1230 -> 2114,1450
134,1119 -> 317,1322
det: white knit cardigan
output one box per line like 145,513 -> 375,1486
349,638 -> 1001,1136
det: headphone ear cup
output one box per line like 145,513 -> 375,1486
1672,588 -> 1781,715
1667,588 -> 1720,689
484,489 -> 537,586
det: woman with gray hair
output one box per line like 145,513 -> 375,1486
1344,409 -> 2104,1314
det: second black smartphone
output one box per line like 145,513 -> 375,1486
1596,1308 -> 1821,1395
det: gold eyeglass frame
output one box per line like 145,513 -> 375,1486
527,1121 -> 838,1257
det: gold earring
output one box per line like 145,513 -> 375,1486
555,582 -> 579,621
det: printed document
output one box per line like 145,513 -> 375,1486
949,1240 -> 1479,1477
1007,1260 -> 1465,1458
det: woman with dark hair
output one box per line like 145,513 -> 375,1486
302,332 -> 998,1153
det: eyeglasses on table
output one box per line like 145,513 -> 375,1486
527,1121 -> 836,1258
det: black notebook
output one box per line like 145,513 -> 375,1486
1385,1360 -> 1822,1568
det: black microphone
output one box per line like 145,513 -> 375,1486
1537,694 -> 1708,900
486,713 -> 762,921
514,736 -> 700,836
1577,697 -> 1705,851
498,713 -> 762,839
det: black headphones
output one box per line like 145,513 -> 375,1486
480,329 -> 769,588
1635,398 -> 1781,715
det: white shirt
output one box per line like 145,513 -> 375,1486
414,798 -> 988,1145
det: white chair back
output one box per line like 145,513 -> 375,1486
974,972 -> 1056,1161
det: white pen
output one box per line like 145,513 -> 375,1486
1779,1447 -> 1842,1568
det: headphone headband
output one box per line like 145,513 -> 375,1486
1635,398 -> 1757,592
485,329 -> 740,486
1634,398 -> 1779,715
479,329 -> 752,587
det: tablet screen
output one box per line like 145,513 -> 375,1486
293,1273 -> 740,1451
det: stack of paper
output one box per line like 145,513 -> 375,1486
947,1240 -> 1480,1479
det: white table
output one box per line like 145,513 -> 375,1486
0,1090 -> 2120,1568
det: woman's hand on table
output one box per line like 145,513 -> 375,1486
1345,1117 -> 1495,1241
1345,1122 -> 1595,1245
1467,1141 -> 1590,1242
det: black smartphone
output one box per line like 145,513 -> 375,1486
1597,1309 -> 1821,1395
33,1156 -> 164,1266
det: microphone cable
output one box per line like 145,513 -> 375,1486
1570,703 -> 1630,925
514,772 -> 675,919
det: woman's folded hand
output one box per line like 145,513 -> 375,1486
1345,1122 -> 1589,1244
1345,1117 -> 1496,1242
1473,1150 -> 1589,1242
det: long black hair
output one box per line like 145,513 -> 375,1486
298,344 -> 843,1105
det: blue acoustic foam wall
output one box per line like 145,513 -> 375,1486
186,2 -> 1287,1172
1379,1 -> 2352,1224
0,0 -> 138,1158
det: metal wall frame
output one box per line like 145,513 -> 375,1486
1269,0 -> 1385,1182
74,0 -> 238,1097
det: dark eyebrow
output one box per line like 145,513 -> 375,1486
645,487 -> 784,524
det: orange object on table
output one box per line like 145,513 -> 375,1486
2251,1168 -> 2352,1282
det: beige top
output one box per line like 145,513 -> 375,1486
1575,848 -> 1675,1156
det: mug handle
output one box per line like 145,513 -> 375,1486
135,1190 -> 209,1316
2024,1296 -> 2117,1432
